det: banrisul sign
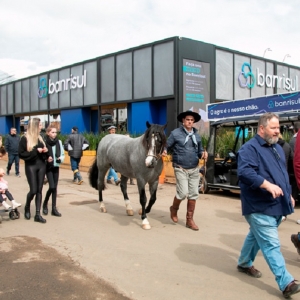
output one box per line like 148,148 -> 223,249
238,62 -> 298,92
38,70 -> 87,98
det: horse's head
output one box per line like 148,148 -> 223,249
143,121 -> 167,168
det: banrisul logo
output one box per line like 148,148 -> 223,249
38,78 -> 48,98
238,63 -> 298,91
38,70 -> 87,98
238,63 -> 255,89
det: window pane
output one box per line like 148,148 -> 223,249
116,52 -> 132,101
216,50 -> 233,100
154,42 -> 174,97
101,57 -> 115,103
134,47 -> 151,99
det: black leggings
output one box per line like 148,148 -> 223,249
45,167 -> 59,207
0,190 -> 14,203
25,159 -> 46,213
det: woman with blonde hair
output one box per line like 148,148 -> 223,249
18,118 -> 48,223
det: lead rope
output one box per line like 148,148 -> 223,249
201,147 -> 207,194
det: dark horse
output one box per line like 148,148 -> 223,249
89,122 -> 167,229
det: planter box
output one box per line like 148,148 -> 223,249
162,155 -> 204,184
61,150 -> 96,172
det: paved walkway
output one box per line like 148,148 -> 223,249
1,160 -> 300,299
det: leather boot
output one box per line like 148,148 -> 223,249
42,200 -> 48,215
170,197 -> 181,223
24,196 -> 32,220
186,200 -> 199,231
34,194 -> 46,223
51,207 -> 62,217
24,205 -> 31,220
34,214 -> 46,223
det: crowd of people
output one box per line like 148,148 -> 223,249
1,112 -> 300,298
0,120 -> 90,223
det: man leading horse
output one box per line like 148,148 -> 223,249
163,110 -> 208,231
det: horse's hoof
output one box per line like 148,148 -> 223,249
142,224 -> 151,230
126,209 -> 134,216
138,208 -> 142,215
100,207 -> 107,213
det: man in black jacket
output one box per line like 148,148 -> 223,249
5,127 -> 21,177
64,127 -> 89,185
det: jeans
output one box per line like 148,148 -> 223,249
107,167 -> 118,182
70,157 -> 81,172
7,153 -> 20,175
238,213 -> 293,291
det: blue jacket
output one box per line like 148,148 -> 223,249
166,126 -> 204,169
51,140 -> 65,167
238,134 -> 294,216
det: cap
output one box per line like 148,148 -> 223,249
72,126 -> 78,131
107,126 -> 117,131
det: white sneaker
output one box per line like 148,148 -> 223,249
296,220 -> 300,225
11,200 -> 21,209
282,216 -> 287,222
1,201 -> 11,211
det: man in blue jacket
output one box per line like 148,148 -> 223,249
163,110 -> 207,231
5,127 -> 21,177
237,112 -> 299,298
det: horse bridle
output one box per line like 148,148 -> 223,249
146,133 -> 164,161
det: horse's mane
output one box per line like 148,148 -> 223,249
142,123 -> 167,153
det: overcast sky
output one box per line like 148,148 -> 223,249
1,0 -> 299,81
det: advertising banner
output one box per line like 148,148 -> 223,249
183,59 -> 210,134
207,92 -> 300,120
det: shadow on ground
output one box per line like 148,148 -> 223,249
0,236 -> 132,300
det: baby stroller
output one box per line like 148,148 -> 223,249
0,194 -> 20,220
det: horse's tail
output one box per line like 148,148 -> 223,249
89,158 -> 99,190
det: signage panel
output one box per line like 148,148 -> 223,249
207,92 -> 300,120
183,59 -> 210,134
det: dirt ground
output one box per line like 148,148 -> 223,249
1,159 -> 300,300
0,236 -> 131,300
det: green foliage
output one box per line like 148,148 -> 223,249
282,130 -> 292,143
201,135 -> 209,149
215,129 -> 235,158
57,131 -> 135,150
215,128 -> 253,158
82,132 -> 106,150
57,133 -> 67,146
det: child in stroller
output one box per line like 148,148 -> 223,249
0,168 -> 21,219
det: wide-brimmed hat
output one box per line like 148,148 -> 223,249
107,125 -> 117,131
177,110 -> 201,123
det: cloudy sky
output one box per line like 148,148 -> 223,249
0,0 -> 299,81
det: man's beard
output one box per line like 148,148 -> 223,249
264,133 -> 278,145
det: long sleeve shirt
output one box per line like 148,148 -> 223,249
238,134 -> 293,216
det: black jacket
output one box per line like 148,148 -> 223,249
5,134 -> 20,155
18,136 -> 48,165
64,133 -> 89,159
